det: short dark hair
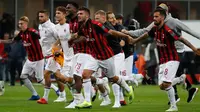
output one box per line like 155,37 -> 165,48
56,6 -> 67,14
78,7 -> 90,16
106,11 -> 114,20
38,10 -> 49,16
67,1 -> 79,9
154,8 -> 166,18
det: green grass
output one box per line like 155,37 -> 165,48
0,83 -> 199,112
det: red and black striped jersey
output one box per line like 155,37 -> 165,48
14,28 -> 43,61
69,16 -> 91,55
79,19 -> 114,60
148,25 -> 179,64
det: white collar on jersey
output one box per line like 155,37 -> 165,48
41,19 -> 51,27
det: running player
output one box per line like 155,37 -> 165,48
130,8 -> 200,111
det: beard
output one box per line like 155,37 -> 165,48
154,21 -> 161,26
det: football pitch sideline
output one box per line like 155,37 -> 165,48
0,83 -> 199,112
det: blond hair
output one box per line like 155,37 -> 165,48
95,10 -> 106,16
19,16 -> 29,23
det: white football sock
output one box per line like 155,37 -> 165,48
112,83 -> 120,104
51,83 -> 59,91
166,86 -> 176,107
43,88 -> 50,101
120,88 -> 125,101
23,78 -> 38,96
83,78 -> 92,102
60,90 -> 66,98
116,76 -> 130,92
91,86 -> 96,97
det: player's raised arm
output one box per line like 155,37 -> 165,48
178,36 -> 200,56
175,19 -> 200,40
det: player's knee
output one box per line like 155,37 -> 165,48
20,74 -> 28,80
82,69 -> 93,79
109,76 -> 119,83
68,77 -> 73,84
159,82 -> 171,90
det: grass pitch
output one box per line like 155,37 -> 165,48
0,83 -> 199,112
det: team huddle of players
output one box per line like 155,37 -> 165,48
1,1 -> 200,112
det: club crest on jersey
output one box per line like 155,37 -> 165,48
89,28 -> 92,32
74,23 -> 77,27
162,34 -> 165,38
23,41 -> 31,46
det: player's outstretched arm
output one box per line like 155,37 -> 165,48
0,39 -> 12,44
176,19 -> 200,40
130,32 -> 149,45
122,22 -> 154,37
178,36 -> 200,55
108,29 -> 134,44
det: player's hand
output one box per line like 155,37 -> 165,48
194,48 -> 200,56
54,52 -> 61,57
120,40 -> 125,47
121,29 -> 129,34
128,35 -> 137,45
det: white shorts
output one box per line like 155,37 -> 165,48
72,53 -> 92,77
21,59 -> 44,82
114,53 -> 125,76
45,57 -> 73,77
85,53 -> 124,78
158,61 -> 180,85
45,57 -> 61,72
121,55 -> 133,77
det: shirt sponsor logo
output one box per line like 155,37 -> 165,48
23,41 -> 31,46
155,39 -> 167,47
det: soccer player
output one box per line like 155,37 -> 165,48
95,10 -> 129,108
36,10 -> 64,104
66,2 -> 111,108
123,3 -> 199,104
106,11 -> 138,106
74,7 -> 134,109
51,6 -> 74,103
131,8 -> 200,111
14,16 -> 44,100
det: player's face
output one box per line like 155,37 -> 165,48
153,12 -> 164,26
18,20 -> 28,31
66,4 -> 76,17
77,10 -> 88,22
116,19 -> 123,25
94,14 -> 105,23
107,13 -> 116,26
38,13 -> 48,24
55,10 -> 66,22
